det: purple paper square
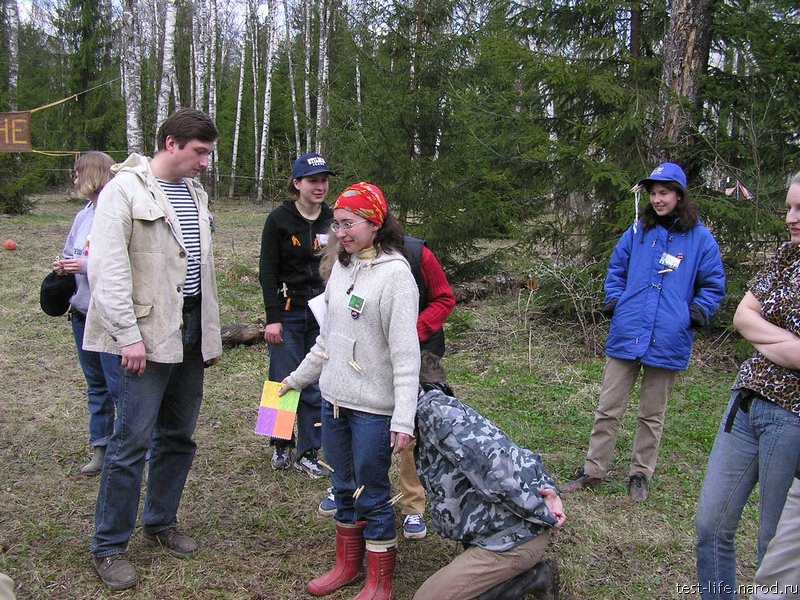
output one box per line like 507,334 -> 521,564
255,407 -> 278,437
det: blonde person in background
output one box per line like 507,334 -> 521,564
52,152 -> 120,475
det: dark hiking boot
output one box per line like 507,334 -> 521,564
628,474 -> 649,503
93,554 -> 138,591
561,472 -> 602,494
476,559 -> 559,600
144,527 -> 198,558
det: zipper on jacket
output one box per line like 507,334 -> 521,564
308,219 -> 315,282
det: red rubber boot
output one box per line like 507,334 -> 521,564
307,521 -> 367,596
352,546 -> 396,600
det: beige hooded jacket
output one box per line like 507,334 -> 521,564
82,153 -> 222,363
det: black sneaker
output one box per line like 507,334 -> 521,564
271,446 -> 292,470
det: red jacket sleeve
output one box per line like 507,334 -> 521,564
418,246 -> 456,342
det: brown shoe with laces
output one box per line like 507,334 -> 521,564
144,527 -> 198,558
561,472 -> 603,494
93,554 -> 138,590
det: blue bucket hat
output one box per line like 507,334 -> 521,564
637,162 -> 687,193
292,152 -> 334,179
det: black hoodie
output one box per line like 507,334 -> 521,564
259,200 -> 333,324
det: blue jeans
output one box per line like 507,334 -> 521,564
696,390 -> 800,599
322,400 -> 395,541
71,310 -> 120,447
268,306 -> 321,458
92,304 -> 205,557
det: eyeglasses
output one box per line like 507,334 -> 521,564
330,220 -> 368,233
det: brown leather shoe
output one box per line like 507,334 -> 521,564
93,554 -> 138,591
628,474 -> 649,503
561,473 -> 603,494
144,527 -> 198,558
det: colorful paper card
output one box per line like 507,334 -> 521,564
255,381 -> 300,440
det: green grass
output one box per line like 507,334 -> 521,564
0,194 -> 760,599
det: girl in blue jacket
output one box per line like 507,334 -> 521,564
564,162 -> 726,502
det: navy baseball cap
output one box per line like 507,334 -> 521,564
637,162 -> 687,193
292,152 -> 334,179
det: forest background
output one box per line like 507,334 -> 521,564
1,0 -> 799,284
1,2 -> 800,598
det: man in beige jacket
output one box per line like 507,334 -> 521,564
83,109 -> 222,591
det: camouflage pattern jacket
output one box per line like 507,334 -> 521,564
415,387 -> 559,551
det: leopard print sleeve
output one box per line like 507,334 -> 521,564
748,244 -> 788,302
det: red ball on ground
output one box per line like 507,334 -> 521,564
3,239 -> 17,251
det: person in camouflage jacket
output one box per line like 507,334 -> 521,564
412,383 -> 564,600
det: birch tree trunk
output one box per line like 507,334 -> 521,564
208,0 -> 218,188
283,0 -> 302,157
409,0 -> 423,159
149,0 -> 161,108
256,0 -> 276,203
156,0 -> 179,136
303,0 -> 312,151
356,44 -> 364,129
250,0 -> 261,184
6,0 -> 19,111
193,0 -> 207,110
228,38 -> 247,197
314,0 -> 329,154
653,0 -> 713,162
190,38 -> 196,108
123,0 -> 144,154
99,0 -> 113,68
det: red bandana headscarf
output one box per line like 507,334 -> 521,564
334,182 -> 389,227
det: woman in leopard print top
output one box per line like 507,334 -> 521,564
696,173 -> 800,600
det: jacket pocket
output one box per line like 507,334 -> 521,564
328,332 -> 356,371
133,303 -> 152,319
321,333 -> 360,399
130,200 -> 168,253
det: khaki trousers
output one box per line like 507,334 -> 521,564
752,478 -> 800,600
398,441 -> 427,515
413,532 -> 551,600
583,357 -> 676,480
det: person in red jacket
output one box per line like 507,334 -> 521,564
318,235 -> 456,541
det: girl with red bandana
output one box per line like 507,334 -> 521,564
280,182 -> 420,600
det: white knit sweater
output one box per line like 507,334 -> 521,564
286,251 -> 420,435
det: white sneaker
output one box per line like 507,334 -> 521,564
293,453 -> 324,479
403,514 -> 427,539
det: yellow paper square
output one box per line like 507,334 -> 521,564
260,381 -> 284,409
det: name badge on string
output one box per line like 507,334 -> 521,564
348,294 -> 366,320
658,252 -> 683,274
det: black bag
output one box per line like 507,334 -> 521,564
40,271 -> 77,316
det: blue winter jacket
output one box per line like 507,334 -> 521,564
604,220 -> 725,371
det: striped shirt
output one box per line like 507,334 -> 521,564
157,178 -> 201,297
